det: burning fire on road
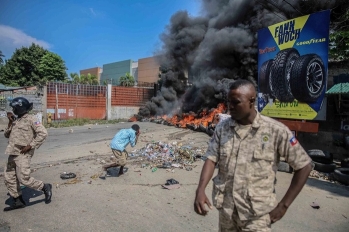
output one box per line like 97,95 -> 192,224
130,103 -> 227,135
131,0 -> 346,133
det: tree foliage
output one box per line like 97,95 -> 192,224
0,50 -> 4,65
329,7 -> 349,61
67,72 -> 99,85
0,43 -> 67,86
119,72 -> 135,86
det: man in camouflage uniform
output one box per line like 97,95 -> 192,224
194,80 -> 312,231
4,97 -> 52,210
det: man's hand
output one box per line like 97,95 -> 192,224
7,112 -> 15,123
20,145 -> 32,154
194,189 -> 213,216
269,203 -> 288,224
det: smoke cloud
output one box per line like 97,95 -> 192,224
138,0 -> 347,118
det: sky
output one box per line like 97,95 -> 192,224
0,0 -> 201,74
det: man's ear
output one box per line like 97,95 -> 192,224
250,97 -> 255,104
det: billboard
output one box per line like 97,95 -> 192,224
257,10 -> 330,120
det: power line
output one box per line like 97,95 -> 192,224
282,0 -> 304,15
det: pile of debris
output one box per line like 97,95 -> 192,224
128,141 -> 206,171
309,170 -> 332,181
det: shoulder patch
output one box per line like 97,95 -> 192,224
290,136 -> 298,146
34,121 -> 41,126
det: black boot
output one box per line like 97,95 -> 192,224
10,196 -> 26,210
42,183 -> 52,204
18,195 -> 26,206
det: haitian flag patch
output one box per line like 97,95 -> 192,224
290,136 -> 298,146
34,121 -> 41,125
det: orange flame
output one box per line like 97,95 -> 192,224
163,103 -> 226,128
128,116 -> 137,122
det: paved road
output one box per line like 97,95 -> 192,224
0,122 -> 348,232
0,122 -> 175,170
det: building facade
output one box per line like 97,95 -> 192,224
138,56 -> 160,83
80,67 -> 103,83
100,59 -> 134,85
81,56 -> 160,86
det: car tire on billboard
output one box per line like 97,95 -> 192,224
290,54 -> 325,103
259,59 -> 273,95
269,48 -> 300,102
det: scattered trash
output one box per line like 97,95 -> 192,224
310,202 -> 320,209
90,173 -> 100,180
60,172 -> 77,179
129,140 -> 205,171
69,129 -> 73,133
64,178 -> 81,185
56,184 -> 60,189
152,167 -> 158,172
165,178 -> 179,185
309,170 -> 333,181
185,166 -> 193,171
159,162 -> 172,169
87,180 -> 92,184
342,214 -> 347,219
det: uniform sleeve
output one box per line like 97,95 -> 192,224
29,117 -> 48,149
129,131 -> 137,147
278,128 -> 311,171
4,126 -> 12,138
205,124 -> 221,163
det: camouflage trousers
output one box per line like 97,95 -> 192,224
4,154 -> 44,198
219,207 -> 271,232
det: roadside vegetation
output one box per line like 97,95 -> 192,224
45,118 -> 127,128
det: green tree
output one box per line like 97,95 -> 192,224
68,73 -> 99,85
38,52 -> 68,84
119,72 -> 135,86
0,50 -> 4,65
69,72 -> 80,84
329,9 -> 349,61
0,43 -> 67,86
80,73 -> 99,85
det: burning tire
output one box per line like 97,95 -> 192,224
259,59 -> 273,94
269,48 -> 300,102
290,54 -> 325,103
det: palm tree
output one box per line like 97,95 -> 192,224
70,72 -> 80,84
119,72 -> 135,86
0,50 -> 5,65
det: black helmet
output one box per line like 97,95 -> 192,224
9,97 -> 33,115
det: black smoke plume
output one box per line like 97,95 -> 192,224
138,0 -> 347,118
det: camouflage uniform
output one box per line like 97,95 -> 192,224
205,112 -> 311,231
4,114 -> 48,198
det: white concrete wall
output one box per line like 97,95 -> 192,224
110,106 -> 139,120
106,84 -> 112,120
